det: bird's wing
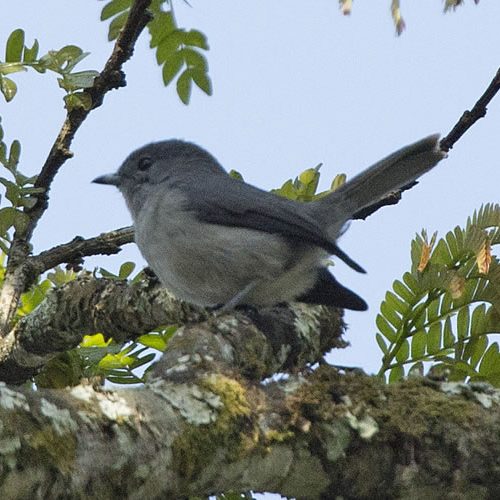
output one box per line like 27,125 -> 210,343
183,174 -> 365,272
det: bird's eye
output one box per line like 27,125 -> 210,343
138,156 -> 153,171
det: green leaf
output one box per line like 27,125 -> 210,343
101,0 -> 132,21
0,63 -> 28,75
182,47 -> 208,71
478,342 -> 499,375
107,374 -> 143,384
0,76 -> 17,102
81,333 -> 112,348
130,352 -> 156,369
375,333 -> 388,354
189,67 -> 212,95
183,29 -> 209,50
427,323 -> 442,354
5,29 -> 25,62
389,365 -> 404,383
19,279 -> 52,316
148,10 -> 177,48
468,334 -> 488,369
376,314 -> 397,342
23,39 -> 39,63
385,291 -> 409,316
99,352 -> 135,370
63,92 -> 93,111
443,317 -> 455,348
411,330 -> 426,359
137,333 -> 167,351
119,261 -> 136,279
228,170 -> 244,181
392,279 -> 415,304
9,140 -> 21,169
0,207 -> 17,235
108,11 -> 129,41
176,69 -> 192,104
13,210 -> 30,233
0,178 -> 21,204
156,31 -> 184,64
162,51 -> 184,86
380,299 -> 401,330
59,71 -> 99,91
55,45 -> 85,69
395,339 -> 409,363
47,266 -> 77,286
457,306 -> 470,340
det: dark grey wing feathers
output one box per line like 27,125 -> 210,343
184,175 -> 365,272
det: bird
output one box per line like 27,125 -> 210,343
93,135 -> 445,311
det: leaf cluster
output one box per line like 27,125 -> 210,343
36,325 -> 176,387
0,256 -> 177,387
0,120 -> 43,252
271,164 -> 346,202
100,0 -> 212,104
0,29 -> 99,110
376,204 -> 500,386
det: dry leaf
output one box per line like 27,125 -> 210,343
476,238 -> 492,274
417,230 -> 437,272
448,273 -> 466,299
340,0 -> 352,15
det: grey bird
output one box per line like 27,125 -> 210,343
93,135 -> 445,311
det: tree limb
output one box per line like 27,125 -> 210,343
31,226 -> 134,274
0,359 -> 498,498
0,275 -> 346,384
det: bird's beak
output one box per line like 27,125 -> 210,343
92,173 -> 121,186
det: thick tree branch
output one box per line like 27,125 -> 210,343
0,0 -> 152,334
0,275 -> 346,384
0,363 -> 498,498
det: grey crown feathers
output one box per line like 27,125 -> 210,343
93,136 -> 445,311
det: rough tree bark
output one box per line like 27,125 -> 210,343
0,278 -> 499,498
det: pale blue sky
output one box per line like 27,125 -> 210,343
2,1 -> 500,498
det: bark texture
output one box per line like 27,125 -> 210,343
0,280 -> 498,499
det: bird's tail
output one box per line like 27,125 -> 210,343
312,134 -> 446,238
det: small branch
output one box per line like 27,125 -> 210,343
440,66 -> 500,152
0,0 -> 152,334
354,65 -> 500,220
27,0 -> 153,238
31,226 -> 134,275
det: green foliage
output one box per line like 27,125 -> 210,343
0,29 -> 99,110
376,204 -> 500,386
100,0 -> 212,104
0,118 -> 43,252
38,324 -> 177,387
272,163 -> 346,202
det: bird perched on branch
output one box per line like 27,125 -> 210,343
94,135 -> 445,311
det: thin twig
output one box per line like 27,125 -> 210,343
355,66 -> 500,220
27,0 -> 153,239
440,66 -> 500,152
